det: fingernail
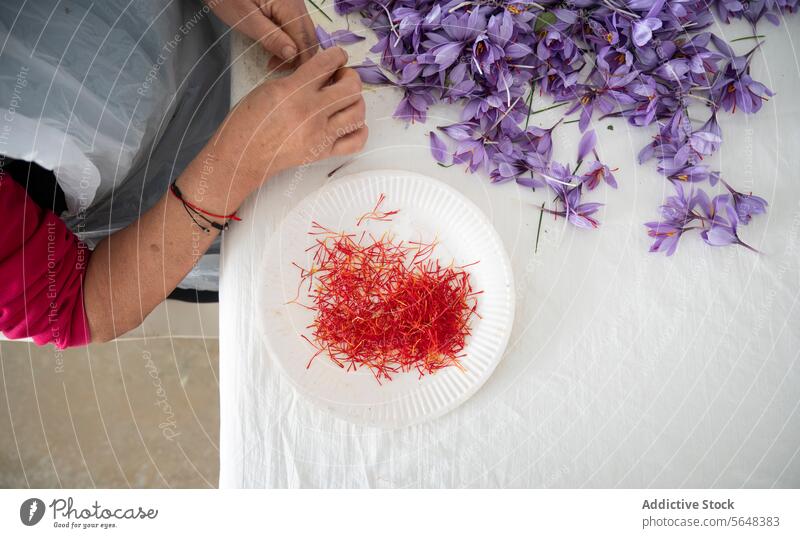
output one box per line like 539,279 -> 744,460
280,45 -> 297,60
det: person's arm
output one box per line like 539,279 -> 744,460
84,47 -> 367,342
81,153 -> 227,342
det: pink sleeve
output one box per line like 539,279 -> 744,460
0,172 -> 91,348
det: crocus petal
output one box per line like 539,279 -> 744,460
606,174 -> 618,189
702,225 -> 738,246
765,12 -> 780,25
632,22 -> 653,47
568,211 -> 600,229
577,129 -> 597,163
711,33 -> 736,57
439,122 -> 474,141
330,29 -> 366,45
315,26 -> 334,49
505,42 -> 533,59
516,176 -> 545,189
400,62 -> 424,84
432,42 -> 464,70
353,61 -> 393,85
690,131 -> 722,155
632,18 -> 662,47
553,8 -> 578,24
429,131 -> 449,163
579,107 -> 592,132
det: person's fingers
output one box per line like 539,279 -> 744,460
322,69 -> 363,112
242,10 -> 298,61
294,47 -> 348,88
331,125 -> 369,157
277,2 -> 319,65
297,6 -> 320,64
328,99 -> 366,135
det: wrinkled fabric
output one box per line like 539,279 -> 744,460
0,173 -> 90,348
218,18 -> 800,488
0,0 -> 230,291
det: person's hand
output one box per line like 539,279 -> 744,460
210,47 -> 368,200
207,0 -> 319,67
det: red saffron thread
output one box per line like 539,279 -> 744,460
291,195 -> 480,383
356,193 -> 401,226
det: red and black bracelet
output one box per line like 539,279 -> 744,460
169,182 -> 240,233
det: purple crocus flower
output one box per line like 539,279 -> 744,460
665,165 -> 715,184
565,65 -> 639,131
731,192 -> 768,224
567,199 -> 603,229
561,187 -> 603,229
425,9 -> 487,71
490,156 -> 526,183
721,180 -> 768,224
700,203 -> 757,250
330,0 -> 779,252
539,181 -> 604,229
689,114 -> 723,156
713,72 -> 775,114
711,48 -> 775,114
539,161 -> 577,193
667,182 -> 699,221
580,161 -> 619,190
453,138 -> 490,172
625,75 -> 661,126
645,221 -> 686,255
693,190 -> 732,224
520,123 -> 557,162
393,89 -> 434,123
671,129 -> 722,168
645,183 -> 706,255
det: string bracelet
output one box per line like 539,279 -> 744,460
170,182 -> 240,233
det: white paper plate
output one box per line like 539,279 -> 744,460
256,170 -> 514,427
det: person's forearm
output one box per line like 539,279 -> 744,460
83,150 -> 246,342
81,45 -> 366,343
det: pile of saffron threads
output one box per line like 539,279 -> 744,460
290,196 -> 481,384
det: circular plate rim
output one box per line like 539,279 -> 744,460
255,169 -> 515,428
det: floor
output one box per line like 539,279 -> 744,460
0,302 -> 220,488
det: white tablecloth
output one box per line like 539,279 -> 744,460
219,16 -> 800,488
